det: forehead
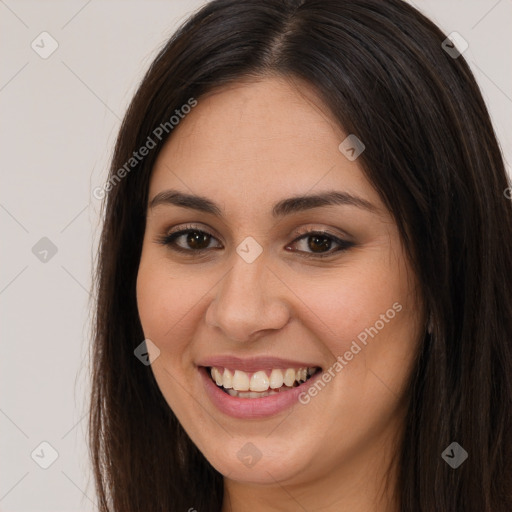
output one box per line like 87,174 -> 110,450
149,76 -> 381,214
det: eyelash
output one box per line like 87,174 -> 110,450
155,224 -> 354,259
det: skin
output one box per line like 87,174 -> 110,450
136,75 -> 425,511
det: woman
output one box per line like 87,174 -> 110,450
89,0 -> 512,510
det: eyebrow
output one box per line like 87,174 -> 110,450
148,189 -> 377,217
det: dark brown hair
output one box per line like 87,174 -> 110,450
89,0 -> 512,510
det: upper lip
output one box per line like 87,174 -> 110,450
197,355 -> 322,372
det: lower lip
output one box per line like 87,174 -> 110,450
199,366 -> 322,419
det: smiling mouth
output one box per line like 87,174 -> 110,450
206,366 -> 322,398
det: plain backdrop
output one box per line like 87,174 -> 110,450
1,1 -> 511,510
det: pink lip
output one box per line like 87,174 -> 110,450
196,355 -> 321,373
199,366 -> 322,419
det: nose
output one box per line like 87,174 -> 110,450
205,254 -> 291,343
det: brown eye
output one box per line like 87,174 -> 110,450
159,227 -> 222,253
184,230 -> 212,250
287,231 -> 354,258
307,234 -> 333,253
157,226 -> 353,259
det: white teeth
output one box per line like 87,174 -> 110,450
211,366 -> 317,396
227,389 -> 280,398
222,369 -> 233,389
269,369 -> 284,389
283,368 -> 296,387
211,367 -> 223,386
250,371 -> 270,392
232,370 -> 250,391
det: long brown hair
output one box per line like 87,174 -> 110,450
89,0 -> 512,510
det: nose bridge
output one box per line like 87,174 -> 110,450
206,251 -> 289,342
231,259 -> 264,309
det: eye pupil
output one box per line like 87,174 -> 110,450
308,235 -> 331,253
187,231 -> 210,249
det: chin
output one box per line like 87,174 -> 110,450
201,435 -> 313,485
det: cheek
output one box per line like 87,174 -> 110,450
285,259 -> 420,466
136,255 -> 202,348
293,259 -> 410,342
135,257 -> 204,415
289,248 -> 421,393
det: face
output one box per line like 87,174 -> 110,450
136,75 -> 424,494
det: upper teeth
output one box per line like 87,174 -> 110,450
210,367 -> 316,392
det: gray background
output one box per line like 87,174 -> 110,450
1,1 -> 511,510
